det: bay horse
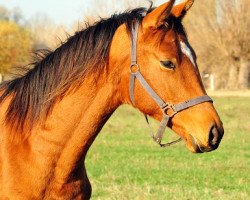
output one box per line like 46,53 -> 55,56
0,0 -> 224,199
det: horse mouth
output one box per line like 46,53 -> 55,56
187,134 -> 214,153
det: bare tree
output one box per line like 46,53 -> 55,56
185,0 -> 250,90
28,14 -> 68,50
0,6 -> 10,21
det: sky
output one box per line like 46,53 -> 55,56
0,0 -> 90,26
0,0 -> 183,27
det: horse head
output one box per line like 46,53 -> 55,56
111,0 -> 224,153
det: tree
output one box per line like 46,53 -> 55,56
0,20 -> 33,74
185,0 -> 250,90
27,13 -> 69,50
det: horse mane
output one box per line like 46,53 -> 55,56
0,7 -> 150,137
0,4 -> 186,139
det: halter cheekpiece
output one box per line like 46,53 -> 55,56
129,20 -> 213,147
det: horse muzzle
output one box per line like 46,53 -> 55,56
187,124 -> 224,153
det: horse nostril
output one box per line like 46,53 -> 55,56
209,125 -> 219,146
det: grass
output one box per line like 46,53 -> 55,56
86,97 -> 250,200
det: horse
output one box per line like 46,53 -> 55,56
0,0 -> 224,199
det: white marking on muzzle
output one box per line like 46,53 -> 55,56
180,41 -> 196,67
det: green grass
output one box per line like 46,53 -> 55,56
86,97 -> 250,200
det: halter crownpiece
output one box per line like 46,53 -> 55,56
129,20 -> 213,147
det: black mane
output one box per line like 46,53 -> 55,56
0,5 -> 185,137
0,7 -> 149,135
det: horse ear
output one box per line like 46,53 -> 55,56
171,0 -> 194,18
142,0 -> 175,29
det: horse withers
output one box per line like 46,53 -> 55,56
0,0 -> 223,199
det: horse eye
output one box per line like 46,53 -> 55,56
160,60 -> 175,70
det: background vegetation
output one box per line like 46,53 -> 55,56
186,0 -> 250,90
0,6 -> 33,76
86,96 -> 250,200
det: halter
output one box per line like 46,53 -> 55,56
129,20 -> 213,147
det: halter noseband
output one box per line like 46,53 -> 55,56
129,21 -> 213,147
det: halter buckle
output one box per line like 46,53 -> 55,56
163,104 -> 177,117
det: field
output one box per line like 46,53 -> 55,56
86,96 -> 250,200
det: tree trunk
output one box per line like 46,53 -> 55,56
228,64 -> 238,90
238,59 -> 250,90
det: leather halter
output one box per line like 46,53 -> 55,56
129,20 -> 213,147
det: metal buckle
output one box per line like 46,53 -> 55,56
163,104 -> 177,117
130,64 -> 140,73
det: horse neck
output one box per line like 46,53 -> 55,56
28,73 -> 121,185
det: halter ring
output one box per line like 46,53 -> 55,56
130,64 -> 140,73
